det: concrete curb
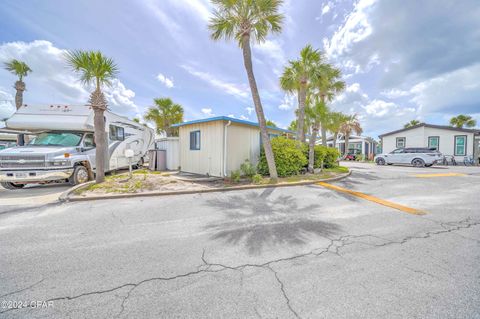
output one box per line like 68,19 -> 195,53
60,170 -> 352,202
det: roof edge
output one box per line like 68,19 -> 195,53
172,116 -> 294,133
379,123 -> 480,138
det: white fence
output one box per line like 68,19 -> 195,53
155,137 -> 180,170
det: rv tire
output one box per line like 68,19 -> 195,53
69,165 -> 90,185
1,182 -> 25,190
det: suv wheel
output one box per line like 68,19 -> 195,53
412,158 -> 425,167
376,158 -> 386,165
68,165 -> 90,185
1,182 -> 25,190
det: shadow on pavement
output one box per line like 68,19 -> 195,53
204,188 -> 341,255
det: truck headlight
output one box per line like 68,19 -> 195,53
47,160 -> 71,167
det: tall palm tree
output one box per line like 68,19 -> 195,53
404,119 -> 420,128
311,63 -> 345,146
340,114 -> 363,156
144,98 -> 184,137
280,45 -> 322,142
65,50 -> 119,183
3,59 -> 32,110
449,114 -> 476,128
209,0 -> 283,182
327,112 -> 348,149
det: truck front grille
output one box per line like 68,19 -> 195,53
0,155 -> 46,169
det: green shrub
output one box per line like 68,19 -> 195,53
355,154 -> 364,162
230,170 -> 241,183
240,159 -> 256,177
252,173 -> 262,184
312,145 -> 340,169
258,137 -> 308,177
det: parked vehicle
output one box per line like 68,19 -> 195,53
374,147 -> 443,167
0,105 -> 155,189
344,148 -> 361,161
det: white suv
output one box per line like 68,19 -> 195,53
375,148 -> 443,167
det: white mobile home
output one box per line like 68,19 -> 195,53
379,124 -> 480,163
322,134 -> 378,159
172,116 -> 293,177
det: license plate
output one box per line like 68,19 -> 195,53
15,173 -> 27,178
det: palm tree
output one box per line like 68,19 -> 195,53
280,45 -> 322,142
3,59 -> 32,110
65,50 -> 119,183
449,114 -> 476,128
327,112 -> 348,149
404,119 -> 420,128
209,0 -> 283,182
311,63 -> 345,146
340,114 -> 363,156
144,98 -> 184,137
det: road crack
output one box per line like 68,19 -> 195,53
2,218 -> 478,317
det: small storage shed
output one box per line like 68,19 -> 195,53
172,116 -> 293,177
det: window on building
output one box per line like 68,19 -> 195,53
454,135 -> 466,156
396,137 -> 406,148
190,130 -> 201,150
109,125 -> 125,141
428,136 -> 439,150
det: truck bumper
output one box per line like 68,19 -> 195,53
0,169 -> 74,183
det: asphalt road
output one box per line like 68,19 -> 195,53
1,162 -> 479,318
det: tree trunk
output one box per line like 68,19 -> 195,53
241,35 -> 278,182
14,81 -> 25,110
14,81 -> 26,145
90,89 -> 108,183
332,132 -> 338,148
308,121 -> 319,173
321,126 -> 327,147
344,133 -> 350,156
297,83 -> 307,142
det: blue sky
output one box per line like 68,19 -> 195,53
1,0 -> 479,138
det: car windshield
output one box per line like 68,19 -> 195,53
29,132 -> 83,147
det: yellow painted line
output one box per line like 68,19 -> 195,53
412,173 -> 466,178
317,182 -> 425,215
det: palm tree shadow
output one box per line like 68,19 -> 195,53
204,189 -> 341,255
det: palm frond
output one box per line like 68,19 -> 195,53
3,59 -> 32,81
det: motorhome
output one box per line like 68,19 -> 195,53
0,104 -> 155,189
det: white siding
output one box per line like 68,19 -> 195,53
226,123 -> 268,176
178,121 -> 224,176
156,137 -> 180,170
382,126 -> 476,161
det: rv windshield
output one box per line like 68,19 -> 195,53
29,132 -> 83,147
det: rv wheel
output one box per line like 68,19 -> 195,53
1,182 -> 25,190
133,157 -> 144,169
69,165 -> 90,185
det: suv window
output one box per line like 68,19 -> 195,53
391,148 -> 404,154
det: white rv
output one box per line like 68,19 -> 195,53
0,104 -> 154,189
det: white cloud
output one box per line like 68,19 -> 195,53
0,40 -> 139,117
245,107 -> 254,115
156,73 -> 174,88
181,64 -> 249,100
380,89 -> 411,99
201,108 -> 214,116
322,3 -> 331,15
0,89 -> 15,120
409,63 -> 480,114
324,0 -> 376,60
253,39 -> 287,75
278,93 -> 296,110
239,115 -> 248,120
169,0 -> 211,22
